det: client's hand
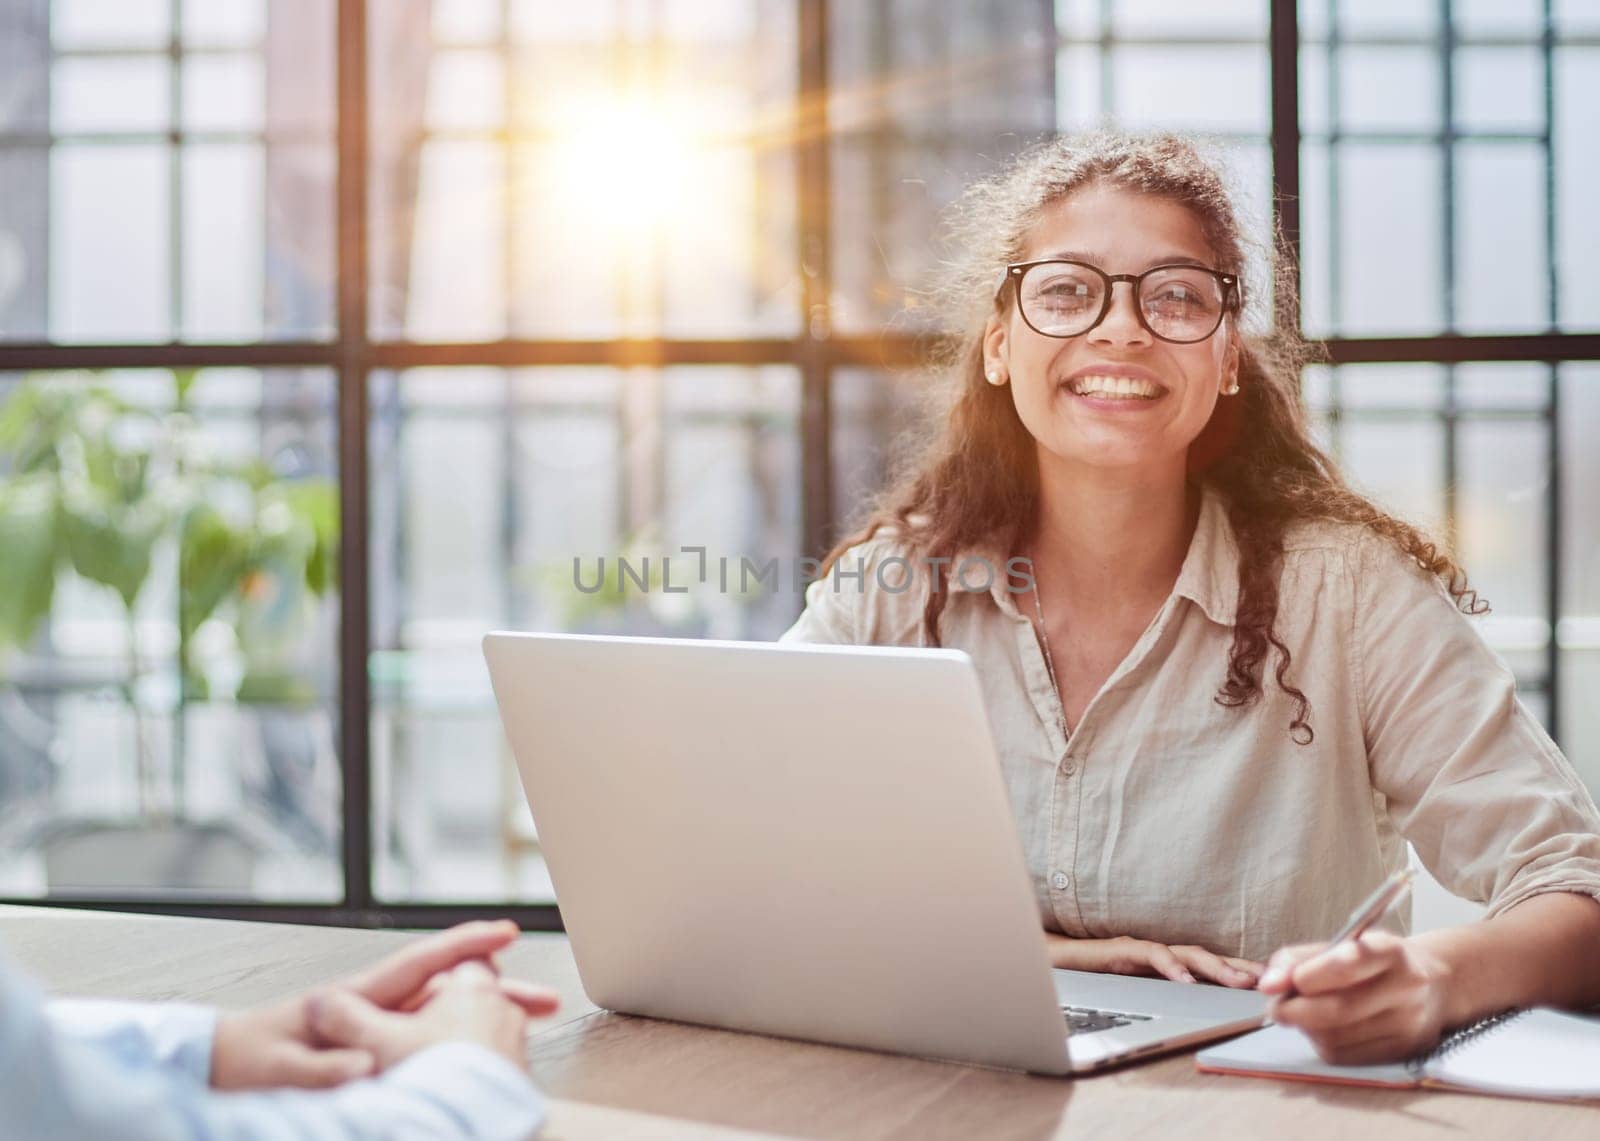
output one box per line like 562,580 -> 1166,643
306,961 -> 530,1071
1045,932 -> 1262,988
211,920 -> 560,1090
1259,931 -> 1450,1064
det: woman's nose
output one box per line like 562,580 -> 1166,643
1086,280 -> 1152,346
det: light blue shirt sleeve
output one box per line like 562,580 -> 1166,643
2,950 -> 546,1141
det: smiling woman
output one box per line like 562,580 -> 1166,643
780,128 -> 1600,1067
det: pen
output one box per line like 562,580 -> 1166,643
1276,867 -> 1416,1000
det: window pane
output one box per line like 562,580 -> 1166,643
1555,47 -> 1600,329
1315,143 -> 1444,336
1339,47 -> 1439,133
370,2 -> 800,341
423,50 -> 505,132
1314,362 -> 1446,412
52,55 -> 170,135
829,0 -> 1054,334
1455,362 -> 1550,411
1555,0 -> 1600,34
1299,43 -> 1329,137
831,368 -> 924,540
1454,142 -> 1547,333
1453,0 -> 1544,37
1559,364 -> 1600,618
1109,0 -> 1266,37
1298,140 -> 1333,332
1336,417 -> 1446,537
1561,651 -> 1600,795
1458,417 -> 1550,658
1110,45 -> 1269,134
50,143 -> 171,342
52,0 -> 170,50
1454,47 -> 1543,134
182,0 -> 267,49
399,141 -> 507,341
370,366 -> 800,903
4,1 -> 335,344
182,52 -> 266,134
433,0 -> 501,46
1334,0 -> 1439,37
1559,367 -> 1600,793
0,368 -> 341,900
183,143 -> 265,340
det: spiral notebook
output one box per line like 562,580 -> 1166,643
1195,1008 -> 1600,1101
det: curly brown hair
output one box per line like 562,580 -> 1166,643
824,129 -> 1485,744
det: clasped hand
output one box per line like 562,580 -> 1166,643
210,920 -> 560,1090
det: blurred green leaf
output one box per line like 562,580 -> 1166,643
279,481 -> 339,595
0,475 -> 61,647
236,669 -> 316,705
61,488 -> 165,611
173,367 -> 199,407
178,503 -> 251,645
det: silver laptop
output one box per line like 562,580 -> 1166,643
483,631 -> 1266,1075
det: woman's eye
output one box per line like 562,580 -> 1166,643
1035,282 -> 1093,308
1148,286 -> 1202,311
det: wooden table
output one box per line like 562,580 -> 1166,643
3,906 -> 1593,1139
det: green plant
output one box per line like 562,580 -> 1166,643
0,370 -> 339,816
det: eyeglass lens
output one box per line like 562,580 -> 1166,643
1017,262 -> 1226,343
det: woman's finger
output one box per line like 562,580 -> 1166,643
1287,935 -> 1399,997
1171,946 -> 1257,988
1258,943 -> 1327,993
1223,956 -> 1265,986
1270,974 -> 1403,1033
1303,1024 -> 1417,1067
1144,944 -> 1196,984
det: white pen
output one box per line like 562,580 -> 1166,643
1276,867 -> 1416,1000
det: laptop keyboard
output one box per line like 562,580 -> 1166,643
1061,1005 -> 1155,1035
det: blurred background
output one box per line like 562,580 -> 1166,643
0,0 -> 1595,927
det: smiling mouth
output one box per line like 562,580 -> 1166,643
1063,374 -> 1168,400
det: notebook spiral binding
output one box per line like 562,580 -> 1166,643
1409,1008 -> 1529,1072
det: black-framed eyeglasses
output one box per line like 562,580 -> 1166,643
996,258 -> 1241,344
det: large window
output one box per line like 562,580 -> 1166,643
1,1 -> 1595,925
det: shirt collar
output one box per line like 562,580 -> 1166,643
954,481 -> 1240,628
1171,482 -> 1239,627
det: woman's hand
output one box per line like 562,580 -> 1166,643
1045,933 -> 1262,988
1258,931 -> 1452,1064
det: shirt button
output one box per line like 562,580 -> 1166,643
1061,760 -> 1076,776
1051,871 -> 1070,891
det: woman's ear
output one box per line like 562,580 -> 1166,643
1220,327 -> 1242,395
982,317 -> 1009,386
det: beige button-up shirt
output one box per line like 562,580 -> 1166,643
779,483 -> 1600,961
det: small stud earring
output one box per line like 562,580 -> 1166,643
986,370 -> 1005,385
1222,377 -> 1240,396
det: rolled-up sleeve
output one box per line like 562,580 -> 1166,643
1354,532 -> 1600,917
779,567 -> 858,644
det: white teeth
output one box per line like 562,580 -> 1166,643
1068,374 -> 1161,399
